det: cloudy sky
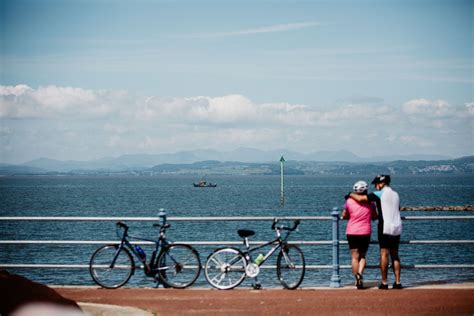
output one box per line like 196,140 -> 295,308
1,0 -> 472,163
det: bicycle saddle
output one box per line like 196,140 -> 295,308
237,229 -> 255,238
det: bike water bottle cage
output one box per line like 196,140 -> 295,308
237,229 -> 255,238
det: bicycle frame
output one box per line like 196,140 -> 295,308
91,215 -> 202,290
204,218 -> 303,290
112,224 -> 170,276
244,238 -> 282,266
238,223 -> 296,267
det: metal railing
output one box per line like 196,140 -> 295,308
328,208 -> 474,287
1,209 -> 473,287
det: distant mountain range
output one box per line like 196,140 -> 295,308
0,148 -> 471,176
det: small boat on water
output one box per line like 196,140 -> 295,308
193,177 -> 217,188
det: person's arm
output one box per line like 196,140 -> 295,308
341,200 -> 350,219
349,192 -> 369,202
371,203 -> 378,220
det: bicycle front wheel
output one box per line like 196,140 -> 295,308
204,247 -> 247,290
157,244 -> 201,289
276,244 -> 305,289
89,245 -> 135,289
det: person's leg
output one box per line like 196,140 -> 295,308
390,249 -> 401,284
351,249 -> 360,275
358,251 -> 367,275
351,248 -> 364,289
380,248 -> 389,284
358,235 -> 370,276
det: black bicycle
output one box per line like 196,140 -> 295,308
89,217 -> 201,289
204,218 -> 305,290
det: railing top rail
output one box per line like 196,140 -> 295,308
1,239 -> 473,245
0,216 -> 332,221
401,216 -> 474,220
0,215 -> 473,221
0,240 -> 335,245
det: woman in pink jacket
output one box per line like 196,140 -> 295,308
342,181 -> 377,289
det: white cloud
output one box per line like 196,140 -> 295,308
0,84 -> 32,96
402,98 -> 454,117
140,94 -> 317,127
189,95 -> 257,124
191,22 -> 320,38
0,85 -> 128,119
466,102 -> 474,117
401,98 -> 472,130
1,85 -> 472,162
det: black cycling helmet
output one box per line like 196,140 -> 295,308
371,174 -> 391,185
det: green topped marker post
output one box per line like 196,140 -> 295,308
280,155 -> 285,207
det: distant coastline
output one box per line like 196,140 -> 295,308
1,155 -> 473,176
401,205 -> 474,211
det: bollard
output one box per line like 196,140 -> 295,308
159,208 -> 167,225
330,207 -> 341,288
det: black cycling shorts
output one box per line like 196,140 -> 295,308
378,233 -> 400,250
346,234 -> 371,253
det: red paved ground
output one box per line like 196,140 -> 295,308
56,287 -> 474,316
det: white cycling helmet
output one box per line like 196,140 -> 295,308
353,181 -> 368,194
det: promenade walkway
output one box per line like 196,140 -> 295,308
56,284 -> 474,316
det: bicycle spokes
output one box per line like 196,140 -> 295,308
89,245 -> 134,289
277,245 -> 305,289
157,244 -> 201,289
204,248 -> 247,290
282,250 -> 296,269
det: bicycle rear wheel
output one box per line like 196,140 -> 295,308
204,247 -> 247,290
89,245 -> 135,289
157,244 -> 201,289
276,244 -> 305,289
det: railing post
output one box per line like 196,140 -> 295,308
330,207 -> 341,288
159,208 -> 167,225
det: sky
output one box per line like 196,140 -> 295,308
0,0 -> 473,163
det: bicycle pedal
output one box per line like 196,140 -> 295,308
252,283 -> 262,290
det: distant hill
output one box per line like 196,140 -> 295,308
368,154 -> 452,162
17,148 -> 454,171
0,164 -> 45,175
0,149 -> 469,176
150,160 -> 304,175
287,156 -> 474,175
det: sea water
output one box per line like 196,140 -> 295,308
0,174 -> 473,287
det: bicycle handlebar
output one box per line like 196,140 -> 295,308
116,222 -> 128,230
116,221 -> 170,230
271,218 -> 301,231
153,223 -> 170,229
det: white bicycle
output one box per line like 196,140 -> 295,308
204,218 -> 305,290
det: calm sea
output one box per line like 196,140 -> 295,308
1,174 -> 473,288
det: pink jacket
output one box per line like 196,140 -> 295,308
344,198 -> 374,235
